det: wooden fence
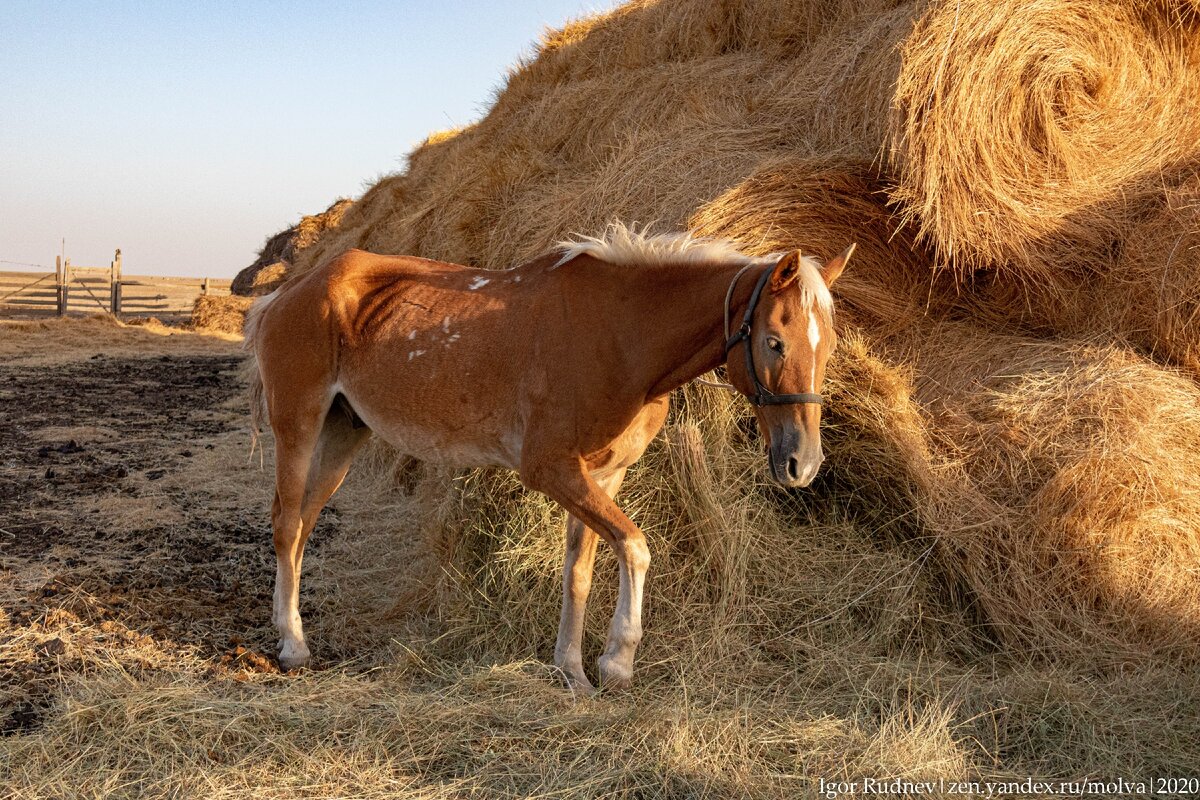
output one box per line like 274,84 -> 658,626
0,251 -> 232,321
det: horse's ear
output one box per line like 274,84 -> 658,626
769,250 -> 802,294
821,243 -> 855,286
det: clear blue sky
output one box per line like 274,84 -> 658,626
0,1 -> 611,278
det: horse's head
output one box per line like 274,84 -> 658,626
725,245 -> 852,488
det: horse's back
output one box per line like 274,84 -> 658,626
315,249 -> 538,466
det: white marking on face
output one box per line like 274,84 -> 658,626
442,316 -> 451,332
513,275 -> 521,282
407,349 -> 426,361
408,330 -> 416,340
807,311 -> 821,391
468,276 -> 490,290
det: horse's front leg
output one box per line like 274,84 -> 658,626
523,458 -> 650,691
555,467 -> 627,693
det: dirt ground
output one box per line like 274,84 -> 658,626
0,317 -> 286,735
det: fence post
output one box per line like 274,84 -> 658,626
110,249 -> 122,315
56,256 -> 70,316
202,276 -> 210,296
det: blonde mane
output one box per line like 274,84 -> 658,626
554,222 -> 833,313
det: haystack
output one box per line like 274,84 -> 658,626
290,1 -> 916,273
232,198 -> 352,296
266,0 -> 1200,659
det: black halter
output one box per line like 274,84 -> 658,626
722,263 -> 824,408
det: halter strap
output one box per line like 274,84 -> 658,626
722,264 -> 824,408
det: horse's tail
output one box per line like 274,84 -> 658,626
246,356 -> 267,457
242,290 -> 278,457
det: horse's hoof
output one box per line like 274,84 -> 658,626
554,657 -> 597,696
278,642 -> 310,672
597,655 -> 633,691
564,673 -> 597,697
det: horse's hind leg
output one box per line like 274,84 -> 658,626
554,467 -> 626,693
273,399 -> 371,670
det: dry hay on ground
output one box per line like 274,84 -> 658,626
192,294 -> 253,335
231,198 -> 352,296
0,314 -> 241,366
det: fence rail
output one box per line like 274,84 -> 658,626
0,251 -> 231,320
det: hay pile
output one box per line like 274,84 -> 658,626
272,0 -> 1200,657
231,198 -> 353,296
191,294 -> 253,334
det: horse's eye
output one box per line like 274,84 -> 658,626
767,337 -> 785,354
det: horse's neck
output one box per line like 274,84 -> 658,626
611,259 -> 764,400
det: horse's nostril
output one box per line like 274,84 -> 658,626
787,456 -> 801,481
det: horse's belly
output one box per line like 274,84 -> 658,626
381,426 -> 516,468
350,401 -> 521,469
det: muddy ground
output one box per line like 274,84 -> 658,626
0,320 -> 302,735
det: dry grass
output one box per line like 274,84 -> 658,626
0,321 -> 1193,798
5,321 -> 1200,797
0,314 -> 240,366
191,295 -> 253,335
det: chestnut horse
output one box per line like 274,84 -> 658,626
245,224 -> 852,691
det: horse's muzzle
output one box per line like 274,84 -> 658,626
768,430 -> 824,488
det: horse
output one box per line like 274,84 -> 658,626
245,223 -> 853,691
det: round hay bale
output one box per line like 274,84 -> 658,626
889,0 -> 1200,276
944,168 -> 1200,377
907,324 -> 1200,656
1088,170 -> 1200,372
